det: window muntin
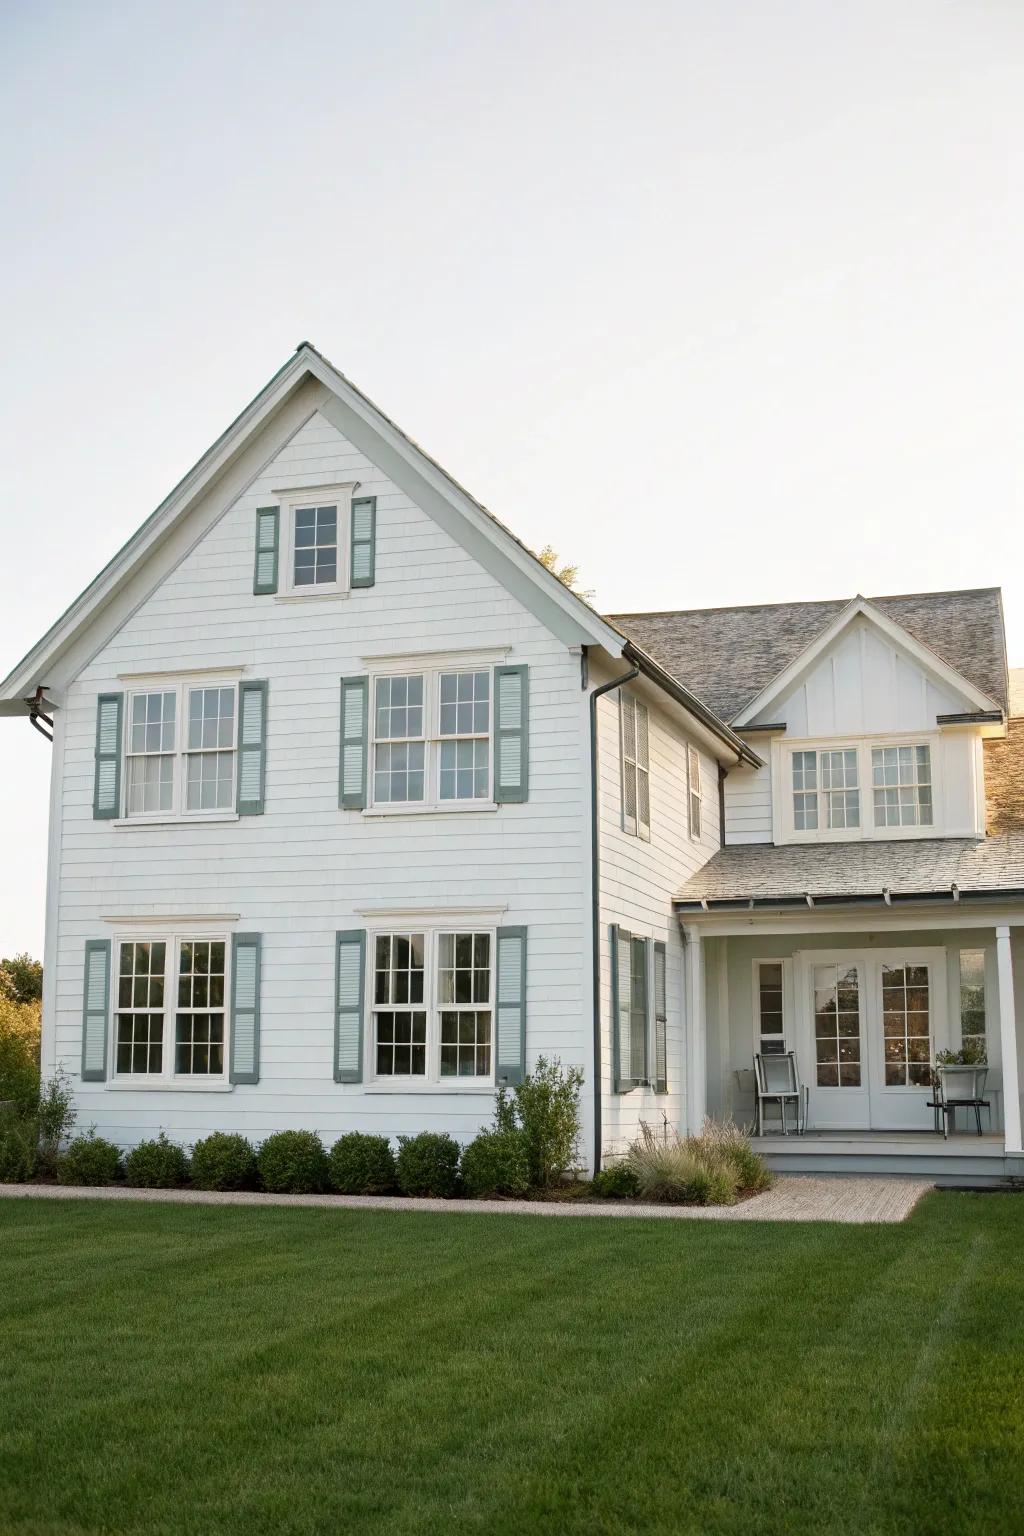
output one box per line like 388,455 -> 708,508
755,961 -> 785,1056
792,750 -> 818,830
688,747 -> 701,839
620,694 -> 650,838
813,963 -> 861,1087
114,935 -> 228,1081
124,681 -> 238,819
369,669 -> 492,808
792,748 -> 860,831
882,963 -> 931,1087
293,502 -> 338,587
959,949 -> 986,1056
872,746 -> 932,827
371,929 -> 494,1082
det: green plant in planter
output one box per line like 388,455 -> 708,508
935,1042 -> 987,1067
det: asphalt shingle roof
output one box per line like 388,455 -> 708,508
610,589 -> 1007,723
675,834 -> 1024,906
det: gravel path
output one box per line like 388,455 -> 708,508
0,1175 -> 932,1223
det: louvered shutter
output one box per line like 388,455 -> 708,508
493,665 -> 529,803
636,701 -> 651,840
611,924 -> 634,1092
630,936 -> 648,1083
229,933 -> 261,1083
236,682 -> 268,815
619,694 -> 637,835
93,693 -> 123,819
81,939 -> 111,1081
253,507 -> 280,594
334,930 -> 365,1082
339,678 -> 369,809
495,926 -> 527,1085
653,941 -> 667,1092
350,496 -> 376,588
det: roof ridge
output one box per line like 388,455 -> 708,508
608,586 -> 1002,623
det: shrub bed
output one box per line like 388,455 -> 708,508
258,1130 -> 329,1194
57,1133 -> 122,1187
328,1132 -> 396,1195
626,1121 -> 773,1206
395,1132 -> 461,1198
125,1133 -> 190,1189
190,1132 -> 258,1192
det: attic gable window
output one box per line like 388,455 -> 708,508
293,502 -> 338,587
273,484 -> 363,597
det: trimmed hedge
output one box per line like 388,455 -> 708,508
190,1132 -> 258,1192
257,1130 -> 329,1194
395,1132 -> 461,1198
590,1162 -> 640,1200
459,1129 -> 531,1198
328,1132 -> 396,1195
57,1133 -> 122,1187
125,1133 -> 190,1189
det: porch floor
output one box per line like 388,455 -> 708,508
752,1130 -> 1019,1185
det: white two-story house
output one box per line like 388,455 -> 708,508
3,344 -> 1023,1182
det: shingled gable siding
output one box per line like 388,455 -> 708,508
985,723 -> 1024,834
50,410 -> 590,1150
594,662 -> 720,1156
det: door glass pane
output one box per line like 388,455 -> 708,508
813,963 -> 861,1087
881,963 -> 931,1086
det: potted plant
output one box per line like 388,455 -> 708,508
933,1042 -> 988,1105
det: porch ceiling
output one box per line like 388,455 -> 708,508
675,832 -> 1024,910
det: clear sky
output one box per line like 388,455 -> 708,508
1,0 -> 1022,956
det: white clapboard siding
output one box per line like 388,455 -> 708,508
594,665 -> 721,1156
51,410 -> 592,1149
723,760 -> 773,845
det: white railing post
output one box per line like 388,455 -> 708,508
995,925 -> 1022,1153
684,924 -> 706,1134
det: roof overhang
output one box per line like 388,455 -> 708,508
675,886 -> 1024,915
621,640 -> 762,768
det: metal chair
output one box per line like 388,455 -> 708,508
753,1051 -> 808,1136
927,1064 -> 990,1138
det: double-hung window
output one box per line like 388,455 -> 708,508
114,935 -> 229,1082
125,681 -> 238,818
872,745 -> 932,827
372,929 -> 494,1082
792,747 -> 859,831
280,486 -> 353,595
371,668 -> 491,807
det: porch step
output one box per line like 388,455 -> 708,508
755,1136 -> 1023,1188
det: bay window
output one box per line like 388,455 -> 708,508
372,929 -> 493,1082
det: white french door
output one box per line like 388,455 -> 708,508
798,948 -> 949,1130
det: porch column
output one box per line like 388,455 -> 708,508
683,924 -> 707,1133
995,926 -> 1022,1153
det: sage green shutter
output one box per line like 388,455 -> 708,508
81,939 -> 111,1081
630,936 -> 648,1083
653,940 -> 668,1093
334,930 -> 365,1082
230,933 -> 261,1084
495,926 -> 527,1085
236,680 -> 268,814
339,677 -> 369,809
611,924 -> 635,1092
93,693 -> 123,819
253,506 -> 280,594
350,496 -> 376,588
493,664 -> 529,803
620,693 -> 637,835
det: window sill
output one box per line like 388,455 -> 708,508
361,803 -> 499,819
112,814 -> 240,829
361,1082 -> 496,1095
104,1080 -> 235,1092
273,589 -> 350,603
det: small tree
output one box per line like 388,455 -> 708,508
0,954 -> 43,1006
537,546 -> 593,600
495,1056 -> 583,1187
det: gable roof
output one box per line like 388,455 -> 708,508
612,588 -> 1008,723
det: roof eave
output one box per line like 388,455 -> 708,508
674,886 -> 1024,913
621,640 -> 762,768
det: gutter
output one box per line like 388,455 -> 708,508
589,657 -> 639,1175
674,885 -> 1024,914
620,640 -> 761,769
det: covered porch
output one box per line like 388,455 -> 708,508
678,903 -> 1024,1184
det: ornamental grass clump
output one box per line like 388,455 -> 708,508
328,1132 -> 397,1195
190,1132 -> 258,1192
688,1118 -> 774,1196
626,1119 -> 773,1206
125,1133 -> 190,1189
257,1130 -> 330,1194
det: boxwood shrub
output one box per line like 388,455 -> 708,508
328,1132 -> 396,1195
190,1132 -> 258,1191
125,1132 -> 190,1189
459,1128 -> 531,1198
257,1130 -> 329,1194
395,1131 -> 460,1198
57,1132 -> 122,1187
590,1162 -> 640,1200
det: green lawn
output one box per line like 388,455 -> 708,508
1,1194 -> 1022,1536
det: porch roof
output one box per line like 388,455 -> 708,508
674,833 -> 1024,910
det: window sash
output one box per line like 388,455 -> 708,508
958,948 -> 987,1053
124,682 -> 238,820
370,928 -> 495,1082
620,694 -> 649,837
872,745 -> 933,827
755,960 -> 786,1056
791,741 -> 938,836
369,669 -> 493,807
113,935 -> 230,1082
280,488 -> 354,594
688,746 -> 701,839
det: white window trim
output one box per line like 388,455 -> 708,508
753,957 -> 791,1056
109,930 -> 232,1089
121,677 -> 241,823
366,658 -> 497,813
366,924 -> 497,1091
772,732 -> 944,844
276,482 -> 357,598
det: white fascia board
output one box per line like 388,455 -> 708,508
731,595 -> 1002,727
